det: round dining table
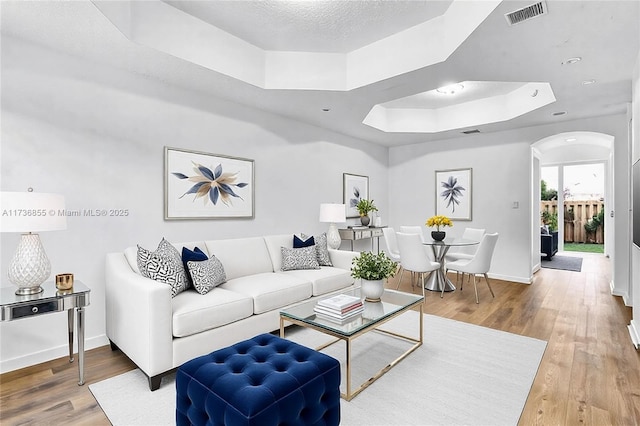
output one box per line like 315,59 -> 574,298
422,238 -> 479,292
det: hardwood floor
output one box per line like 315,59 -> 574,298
1,252 -> 639,425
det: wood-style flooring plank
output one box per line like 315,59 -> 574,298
1,252 -> 639,425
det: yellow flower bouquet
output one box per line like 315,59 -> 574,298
426,215 -> 453,231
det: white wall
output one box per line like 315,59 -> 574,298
630,48 -> 640,348
0,37 -> 389,372
388,114 -> 629,285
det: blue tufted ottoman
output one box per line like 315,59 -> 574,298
176,333 -> 341,426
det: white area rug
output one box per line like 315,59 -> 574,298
90,312 -> 546,425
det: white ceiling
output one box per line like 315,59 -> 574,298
1,0 -> 639,147
164,0 -> 452,53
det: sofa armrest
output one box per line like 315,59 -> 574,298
105,253 -> 173,377
328,249 -> 358,271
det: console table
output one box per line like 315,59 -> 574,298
339,227 -> 386,252
0,280 -> 91,385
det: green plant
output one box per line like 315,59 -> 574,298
350,251 -> 397,281
541,210 -> 558,231
540,179 -> 558,201
585,208 -> 605,236
355,199 -> 378,216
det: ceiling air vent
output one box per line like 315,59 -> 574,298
462,129 -> 480,135
504,1 -> 548,26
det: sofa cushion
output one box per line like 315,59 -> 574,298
172,287 -> 254,338
137,238 -> 190,297
205,237 -> 273,280
219,273 -> 312,314
187,255 -> 227,295
281,246 -> 320,271
263,234 -> 293,272
280,267 -> 354,296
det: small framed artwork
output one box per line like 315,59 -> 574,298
343,173 -> 369,218
435,168 -> 472,221
165,147 -> 254,220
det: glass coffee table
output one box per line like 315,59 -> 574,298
280,287 -> 423,400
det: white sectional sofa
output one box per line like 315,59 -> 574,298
105,234 -> 357,390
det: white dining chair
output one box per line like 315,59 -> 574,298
445,228 -> 485,285
396,232 -> 440,298
382,227 -> 403,283
399,226 -> 426,243
446,233 -> 499,303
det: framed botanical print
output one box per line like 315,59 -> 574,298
435,168 -> 472,220
343,173 -> 369,218
164,147 -> 254,219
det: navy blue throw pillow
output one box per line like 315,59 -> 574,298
182,247 -> 208,284
293,235 -> 315,248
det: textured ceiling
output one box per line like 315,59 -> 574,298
164,0 -> 451,53
1,1 -> 639,147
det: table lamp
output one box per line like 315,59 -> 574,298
1,190 -> 67,295
319,203 -> 346,250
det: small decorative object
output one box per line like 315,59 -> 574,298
350,251 -> 397,302
56,273 -> 74,290
426,215 -> 453,241
319,203 -> 346,250
0,189 -> 67,295
343,173 -> 369,218
435,168 -> 472,220
165,147 -> 254,220
355,199 -> 378,227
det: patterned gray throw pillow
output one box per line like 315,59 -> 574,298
314,233 -> 333,267
137,238 -> 189,297
187,256 -> 227,295
281,246 -> 321,271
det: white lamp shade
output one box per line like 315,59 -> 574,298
319,203 -> 346,223
1,192 -> 67,233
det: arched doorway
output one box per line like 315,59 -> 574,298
530,132 -> 613,274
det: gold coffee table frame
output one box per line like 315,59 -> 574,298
280,289 -> 423,401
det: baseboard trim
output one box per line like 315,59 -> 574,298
628,320 -> 640,350
0,334 -> 109,374
487,273 -> 532,284
610,280 -> 631,306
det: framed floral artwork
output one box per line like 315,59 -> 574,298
343,173 -> 369,218
435,168 -> 472,221
164,147 -> 254,219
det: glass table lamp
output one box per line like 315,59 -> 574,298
319,203 -> 346,250
1,190 -> 67,295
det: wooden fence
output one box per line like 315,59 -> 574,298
541,200 -> 604,243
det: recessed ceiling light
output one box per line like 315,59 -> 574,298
582,79 -> 596,85
436,83 -> 464,95
552,111 -> 567,116
565,137 -> 577,142
322,108 -> 331,112
562,57 -> 582,65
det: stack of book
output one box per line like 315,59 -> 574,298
314,294 -> 363,324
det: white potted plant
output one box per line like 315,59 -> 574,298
350,251 -> 398,302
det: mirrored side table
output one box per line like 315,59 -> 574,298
0,280 -> 91,385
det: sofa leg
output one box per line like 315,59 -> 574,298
148,374 -> 162,391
